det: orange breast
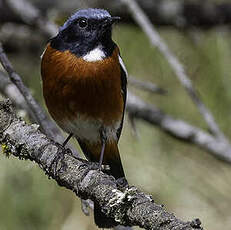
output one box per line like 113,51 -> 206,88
41,44 -> 124,126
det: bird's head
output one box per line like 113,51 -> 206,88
52,8 -> 120,56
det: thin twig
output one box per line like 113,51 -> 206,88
4,0 -> 231,29
0,71 -> 31,116
128,113 -> 139,139
6,0 -> 57,37
0,42 -> 58,139
128,76 -> 167,95
120,0 -> 226,140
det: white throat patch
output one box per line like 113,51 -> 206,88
83,46 -> 106,62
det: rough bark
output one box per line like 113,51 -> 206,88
0,100 -> 202,230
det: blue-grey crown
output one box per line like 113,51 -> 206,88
60,8 -> 111,31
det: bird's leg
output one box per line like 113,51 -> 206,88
99,141 -> 105,170
99,129 -> 107,170
62,133 -> 73,147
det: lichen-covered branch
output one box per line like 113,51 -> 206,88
0,100 -> 202,230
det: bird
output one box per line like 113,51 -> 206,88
41,8 -> 128,228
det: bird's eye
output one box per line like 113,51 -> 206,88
78,18 -> 88,28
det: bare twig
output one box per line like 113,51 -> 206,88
78,0 -> 231,29
128,76 -> 167,95
3,0 -> 231,30
128,113 -> 139,139
0,100 -> 203,230
127,92 -> 231,163
0,71 -> 30,114
6,0 -> 57,37
0,42 -> 59,139
121,0 -> 226,141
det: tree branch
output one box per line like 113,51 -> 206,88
127,92 -> 231,164
0,42 -> 59,139
88,0 -> 231,29
0,99 -> 202,230
0,70 -> 30,116
3,0 -> 231,31
120,0 -> 227,141
0,74 -> 133,230
128,76 -> 167,95
1,0 -> 57,37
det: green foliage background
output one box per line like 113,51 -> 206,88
1,21 -> 231,230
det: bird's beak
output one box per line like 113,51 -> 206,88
110,16 -> 121,24
102,16 -> 121,27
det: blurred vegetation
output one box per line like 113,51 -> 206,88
1,12 -> 231,230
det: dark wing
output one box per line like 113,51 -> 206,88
116,55 -> 128,140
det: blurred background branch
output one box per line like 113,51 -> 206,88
0,42 -> 79,163
3,0 -> 231,29
128,76 -> 167,95
0,42 -> 58,139
121,0 -> 227,140
0,0 -> 57,37
127,92 -> 231,163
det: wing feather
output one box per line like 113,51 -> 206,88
116,55 -> 127,140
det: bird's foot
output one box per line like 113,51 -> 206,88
48,145 -> 66,177
101,164 -> 110,171
116,177 -> 129,189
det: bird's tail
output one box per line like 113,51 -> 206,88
77,139 -> 127,228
